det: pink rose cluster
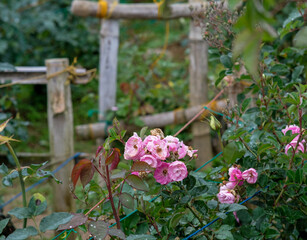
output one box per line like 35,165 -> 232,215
217,166 -> 258,204
282,125 -> 306,155
124,131 -> 197,185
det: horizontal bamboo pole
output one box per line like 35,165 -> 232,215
76,99 -> 227,140
71,1 -> 205,19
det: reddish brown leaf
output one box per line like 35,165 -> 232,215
57,213 -> 88,231
80,163 -> 95,188
106,148 -> 121,171
131,161 -> 154,172
71,159 -> 93,189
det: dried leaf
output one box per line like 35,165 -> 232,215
71,159 -> 93,189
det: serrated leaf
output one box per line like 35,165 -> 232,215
170,213 -> 184,228
111,170 -> 126,180
140,126 -> 148,139
8,207 -> 32,219
28,193 -> 47,216
107,148 -> 121,171
257,143 -> 274,155
40,212 -> 73,232
216,212 -> 227,219
241,98 -> 252,112
190,185 -> 209,196
57,213 -> 88,231
0,163 -> 8,174
126,175 -> 149,191
131,161 -> 154,172
109,229 -> 126,239
293,26 -> 307,48
208,200 -> 218,209
119,192 -> 135,210
127,235 -> 156,240
193,200 -> 207,215
228,203 -> 247,212
6,226 -> 38,240
88,221 -> 109,239
0,218 -> 10,235
71,159 -> 93,189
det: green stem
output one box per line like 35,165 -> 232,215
217,129 -> 224,151
32,216 -> 44,239
5,142 -> 27,228
187,204 -> 204,227
239,137 -> 258,159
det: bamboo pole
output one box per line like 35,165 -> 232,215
75,100 -> 227,140
46,59 -> 74,212
71,1 -> 205,19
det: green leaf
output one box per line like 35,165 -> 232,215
0,218 -> 10,235
257,143 -> 274,155
208,200 -> 218,209
190,185 -> 209,196
8,207 -> 32,219
228,0 -> 242,10
131,161 -> 154,172
183,175 -> 196,190
109,229 -> 126,239
0,163 -> 8,175
119,192 -> 135,210
292,65 -> 304,80
193,200 -> 207,215
216,212 -> 227,219
6,226 -> 38,240
295,169 -> 303,184
223,142 -> 244,163
271,64 -> 290,76
140,126 -> 148,139
220,55 -> 233,68
126,175 -> 149,192
241,98 -> 252,112
40,212 -> 73,232
28,193 -> 47,216
293,26 -> 307,48
88,221 -> 109,239
265,228 -> 280,238
127,235 -> 156,240
228,204 -> 247,212
170,213 -> 185,228
215,225 -> 233,240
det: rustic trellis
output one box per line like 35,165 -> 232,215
71,0 -> 214,166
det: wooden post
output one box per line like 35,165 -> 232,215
98,0 -> 119,121
189,0 -> 212,168
46,58 -> 74,212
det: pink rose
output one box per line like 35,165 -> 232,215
168,161 -> 188,181
242,168 -> 258,184
143,135 -> 160,149
282,125 -> 301,135
285,139 -> 305,155
177,141 -> 188,159
131,171 -> 139,176
164,135 -> 180,152
147,139 -> 168,160
217,190 -> 236,204
233,212 -> 240,223
225,181 -> 237,189
124,133 -> 144,160
219,185 -> 229,192
187,149 -> 198,158
140,154 -> 159,168
154,162 -> 172,185
229,167 -> 244,186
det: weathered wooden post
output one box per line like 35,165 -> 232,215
98,0 -> 119,121
189,0 -> 212,167
46,58 -> 74,212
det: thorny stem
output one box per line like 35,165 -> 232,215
187,204 -> 204,227
5,142 -> 27,228
174,89 -> 225,137
105,165 -> 121,229
85,181 -> 122,216
238,137 -> 258,159
146,214 -> 162,238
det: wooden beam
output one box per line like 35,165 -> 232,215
98,0 -> 119,120
76,100 -> 227,140
46,58 -> 75,212
0,67 -> 91,85
71,1 -> 205,19
189,0 -> 212,168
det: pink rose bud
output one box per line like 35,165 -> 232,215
124,133 -> 144,161
282,125 -> 301,135
154,162 -> 172,185
168,161 -> 188,182
177,141 -> 188,159
229,167 -> 244,186
140,154 -> 159,168
285,139 -> 305,155
217,190 -> 236,204
242,168 -> 258,184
